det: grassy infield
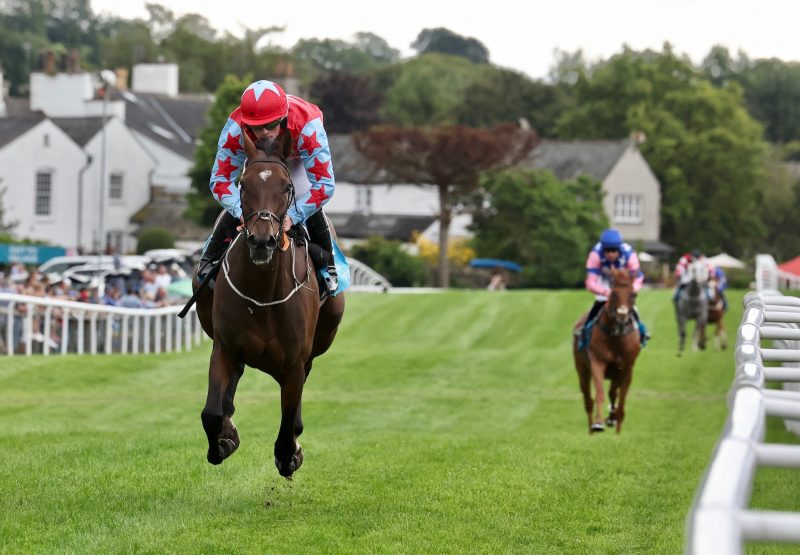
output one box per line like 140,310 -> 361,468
1,289 -> 799,554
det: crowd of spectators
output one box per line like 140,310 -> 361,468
0,261 -> 190,308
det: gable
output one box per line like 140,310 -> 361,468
0,113 -> 47,150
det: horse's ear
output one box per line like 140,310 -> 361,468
242,128 -> 258,159
278,129 -> 293,160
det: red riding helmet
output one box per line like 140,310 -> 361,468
239,80 -> 288,126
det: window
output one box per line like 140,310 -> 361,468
613,194 -> 643,224
109,172 -> 124,200
107,231 -> 124,254
356,186 -> 373,213
43,134 -> 50,147
35,171 -> 52,216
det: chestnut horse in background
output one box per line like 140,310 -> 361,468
706,278 -> 728,351
572,268 -> 641,434
193,129 -> 344,477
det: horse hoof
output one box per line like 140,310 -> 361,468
219,438 -> 237,459
275,446 -> 304,477
207,447 -> 224,465
605,418 -> 617,428
590,423 -> 605,433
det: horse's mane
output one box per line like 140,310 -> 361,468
610,267 -> 633,287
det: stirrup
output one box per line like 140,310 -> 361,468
323,264 -> 338,293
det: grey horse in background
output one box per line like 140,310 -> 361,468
675,260 -> 710,356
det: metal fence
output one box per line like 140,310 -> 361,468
686,262 -> 800,552
0,292 -> 204,356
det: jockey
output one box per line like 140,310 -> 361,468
199,80 -> 338,293
712,266 -> 728,311
673,249 -> 715,303
579,228 -> 649,344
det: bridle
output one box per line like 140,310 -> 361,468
240,157 -> 295,244
221,156 -> 314,308
600,287 -> 636,337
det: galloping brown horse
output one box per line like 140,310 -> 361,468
193,129 -> 345,477
572,268 -> 641,433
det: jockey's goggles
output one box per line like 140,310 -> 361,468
603,247 -> 620,253
263,117 -> 285,131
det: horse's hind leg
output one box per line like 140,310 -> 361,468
720,319 -> 728,350
201,342 -> 240,465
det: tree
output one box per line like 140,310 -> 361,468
291,33 -> 398,74
411,27 -> 489,64
186,73 -> 250,225
349,237 -> 428,286
471,169 -> 607,287
739,59 -> 800,143
380,53 -> 484,127
309,72 -> 383,133
555,45 -> 766,256
137,227 -> 175,253
355,124 -> 537,287
452,65 -> 571,136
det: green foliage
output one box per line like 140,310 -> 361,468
555,45 -> 766,257
348,236 -> 428,287
471,169 -> 607,287
452,66 -> 572,135
380,53 -> 484,127
411,27 -> 489,64
136,226 -> 174,253
186,73 -> 250,225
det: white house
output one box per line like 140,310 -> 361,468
0,115 -> 88,247
52,116 -> 157,254
326,135 -> 670,256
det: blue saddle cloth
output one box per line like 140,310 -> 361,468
578,316 -> 649,350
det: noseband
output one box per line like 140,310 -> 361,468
601,297 -> 635,337
241,158 -> 295,243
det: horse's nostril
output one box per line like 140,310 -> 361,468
266,236 -> 277,249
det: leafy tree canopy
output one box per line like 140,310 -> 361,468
411,27 -> 489,64
472,169 -> 607,288
555,44 -> 766,256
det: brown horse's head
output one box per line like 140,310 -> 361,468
239,129 -> 294,265
607,267 -> 636,327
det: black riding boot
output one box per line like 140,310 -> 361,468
306,210 -> 338,294
198,210 -> 238,288
576,300 -> 606,340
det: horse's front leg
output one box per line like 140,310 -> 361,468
589,358 -> 606,433
274,363 -> 306,477
201,342 -> 240,465
220,362 -> 245,457
606,379 -> 619,428
614,367 -> 634,434
719,319 -> 728,350
677,312 -> 686,356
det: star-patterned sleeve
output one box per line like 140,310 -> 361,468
209,118 -> 246,219
288,118 -> 335,224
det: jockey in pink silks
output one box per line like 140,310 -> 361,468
579,228 -> 649,346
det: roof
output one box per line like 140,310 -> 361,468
641,240 -> 674,256
0,113 -> 46,149
327,212 -> 436,242
120,91 -> 211,159
779,255 -> 800,276
523,139 -> 631,182
51,117 -> 105,146
328,134 -> 385,184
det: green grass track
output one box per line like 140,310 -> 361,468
1,289 -> 799,554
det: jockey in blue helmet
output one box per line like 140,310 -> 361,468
578,228 -> 649,345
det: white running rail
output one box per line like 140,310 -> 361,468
686,290 -> 800,553
0,292 -> 205,356
346,257 -> 391,292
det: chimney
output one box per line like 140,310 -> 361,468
115,68 -> 129,91
131,63 -> 179,97
43,49 -> 56,75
